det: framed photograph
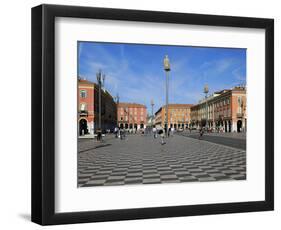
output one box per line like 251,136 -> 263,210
31,4 -> 274,225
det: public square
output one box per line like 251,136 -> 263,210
78,131 -> 246,187
77,42 -> 247,188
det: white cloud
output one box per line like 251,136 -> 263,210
200,58 -> 234,75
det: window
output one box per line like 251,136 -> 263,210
80,90 -> 87,98
238,96 -> 242,113
238,96 -> 242,105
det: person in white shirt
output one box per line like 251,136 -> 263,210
152,126 -> 157,138
114,127 -> 119,138
171,127 -> 174,137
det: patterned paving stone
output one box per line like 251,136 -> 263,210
78,134 -> 246,187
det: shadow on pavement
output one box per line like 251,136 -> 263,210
79,143 -> 112,153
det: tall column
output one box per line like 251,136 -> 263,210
165,72 -> 169,134
164,55 -> 171,137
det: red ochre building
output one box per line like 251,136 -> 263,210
78,78 -> 117,135
190,86 -> 247,132
117,103 -> 147,130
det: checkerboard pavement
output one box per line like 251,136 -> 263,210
78,134 -> 246,187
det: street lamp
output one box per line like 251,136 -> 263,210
163,55 -> 171,137
96,70 -> 105,133
204,84 -> 209,129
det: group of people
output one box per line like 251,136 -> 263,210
114,127 -> 127,140
152,127 -> 165,145
111,125 -> 214,145
100,125 -> 210,143
152,126 -> 176,145
112,126 -> 172,145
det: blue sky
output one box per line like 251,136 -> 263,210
78,41 -> 246,115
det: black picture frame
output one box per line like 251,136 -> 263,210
31,4 -> 274,225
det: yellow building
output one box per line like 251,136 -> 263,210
155,104 -> 193,130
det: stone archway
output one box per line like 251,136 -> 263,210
79,118 -> 88,135
237,120 -> 242,132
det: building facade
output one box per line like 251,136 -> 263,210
117,103 -> 147,130
190,86 -> 247,132
78,79 -> 95,135
78,78 -> 117,135
93,84 -> 117,132
154,104 -> 193,130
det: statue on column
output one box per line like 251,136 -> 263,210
164,55 -> 171,71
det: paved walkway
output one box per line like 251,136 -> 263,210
78,134 -> 246,187
202,131 -> 246,139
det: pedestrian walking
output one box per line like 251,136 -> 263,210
114,127 -> 119,138
171,127 -> 174,137
159,129 -> 166,145
96,128 -> 102,141
120,129 -> 123,140
122,129 -> 126,140
152,126 -> 157,138
199,127 -> 204,140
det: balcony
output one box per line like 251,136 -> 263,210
237,113 -> 243,118
79,110 -> 88,116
